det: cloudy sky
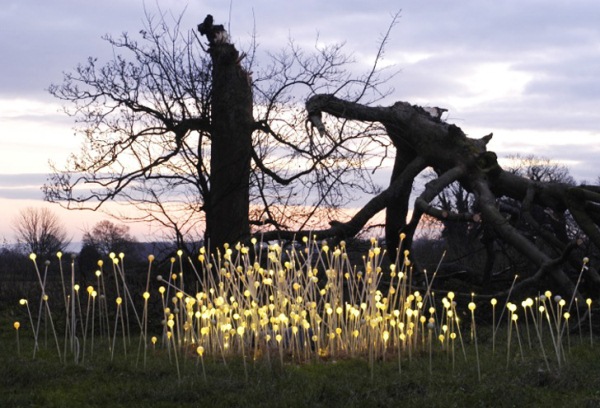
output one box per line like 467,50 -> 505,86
1,0 -> 599,243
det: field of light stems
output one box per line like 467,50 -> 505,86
2,236 -> 600,406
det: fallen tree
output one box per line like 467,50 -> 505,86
260,94 -> 600,299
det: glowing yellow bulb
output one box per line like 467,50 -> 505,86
29,253 -> 36,261
468,302 -> 476,311
143,292 -> 150,300
197,346 -> 204,356
19,299 -> 27,305
116,297 -> 122,305
14,321 -> 20,330
491,298 -> 497,306
148,254 -> 155,262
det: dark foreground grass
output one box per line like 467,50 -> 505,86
2,334 -> 600,408
4,242 -> 599,406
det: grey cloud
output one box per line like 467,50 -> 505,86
0,173 -> 48,187
399,1 -> 599,55
1,0 -> 599,189
0,173 -> 47,200
461,101 -> 600,132
1,0 -> 169,97
0,187 -> 44,201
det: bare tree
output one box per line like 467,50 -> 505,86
12,207 -> 70,259
505,154 -> 576,185
45,11 -> 217,248
82,220 -> 137,257
44,10 -> 398,253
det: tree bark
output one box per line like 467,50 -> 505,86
301,93 -> 600,298
203,22 -> 253,253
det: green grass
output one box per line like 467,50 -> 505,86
2,243 -> 599,407
2,331 -> 600,408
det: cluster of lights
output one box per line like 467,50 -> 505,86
12,236 -> 596,380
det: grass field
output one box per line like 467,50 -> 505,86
2,331 -> 600,407
2,241 -> 600,407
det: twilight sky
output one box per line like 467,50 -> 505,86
1,0 -> 599,243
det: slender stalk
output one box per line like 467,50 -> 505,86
468,302 -> 481,383
14,322 -> 21,357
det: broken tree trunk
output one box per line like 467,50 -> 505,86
200,16 -> 254,254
